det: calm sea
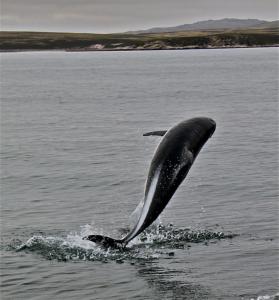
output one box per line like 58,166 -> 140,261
1,48 -> 278,300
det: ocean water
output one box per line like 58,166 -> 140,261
1,48 -> 278,300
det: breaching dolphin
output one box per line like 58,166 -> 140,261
84,117 -> 216,248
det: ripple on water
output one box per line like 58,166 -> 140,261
9,224 -> 237,263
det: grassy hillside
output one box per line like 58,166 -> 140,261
0,31 -> 148,50
0,28 -> 278,51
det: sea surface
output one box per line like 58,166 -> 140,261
1,48 -> 278,300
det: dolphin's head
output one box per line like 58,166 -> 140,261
199,117 -> 216,138
180,117 -> 216,157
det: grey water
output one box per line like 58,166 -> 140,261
1,48 -> 278,300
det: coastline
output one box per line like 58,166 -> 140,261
1,29 -> 278,53
1,44 -> 278,53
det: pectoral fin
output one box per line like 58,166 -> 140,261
143,130 -> 167,137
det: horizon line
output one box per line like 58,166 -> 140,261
1,17 -> 278,35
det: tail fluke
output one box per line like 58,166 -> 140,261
83,235 -> 125,249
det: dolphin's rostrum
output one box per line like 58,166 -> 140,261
84,117 -> 216,248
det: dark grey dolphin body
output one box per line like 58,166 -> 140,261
84,117 -> 216,248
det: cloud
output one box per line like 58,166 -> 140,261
1,0 -> 278,32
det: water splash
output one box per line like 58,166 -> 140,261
250,293 -> 279,300
131,223 -> 236,247
12,223 -> 236,262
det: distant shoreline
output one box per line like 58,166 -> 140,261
1,29 -> 278,52
1,45 -> 278,53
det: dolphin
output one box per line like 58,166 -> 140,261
84,117 -> 216,248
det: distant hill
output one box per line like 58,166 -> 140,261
126,18 -> 275,34
253,20 -> 279,29
1,18 -> 278,52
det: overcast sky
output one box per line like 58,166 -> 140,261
1,0 -> 278,33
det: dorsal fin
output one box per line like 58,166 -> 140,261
143,130 -> 167,137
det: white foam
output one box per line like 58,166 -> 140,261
250,293 -> 279,300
